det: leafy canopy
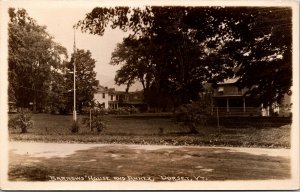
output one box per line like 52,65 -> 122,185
78,6 -> 292,106
65,49 -> 99,112
8,8 -> 68,111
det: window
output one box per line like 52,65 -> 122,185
102,93 -> 105,99
111,95 -> 113,101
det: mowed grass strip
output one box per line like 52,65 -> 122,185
9,114 -> 290,148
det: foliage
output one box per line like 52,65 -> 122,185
65,49 -> 99,113
9,110 -> 33,133
8,8 -> 68,112
82,108 -> 106,132
107,107 -> 139,115
47,70 -> 69,114
144,84 -> 176,111
110,38 -> 155,92
78,7 -> 292,107
71,121 -> 80,133
174,92 -> 213,133
218,7 -> 292,105
82,106 -> 139,115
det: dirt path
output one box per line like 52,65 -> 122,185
9,142 -> 290,181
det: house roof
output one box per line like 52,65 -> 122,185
95,85 -> 108,93
96,84 -> 143,95
218,78 -> 238,85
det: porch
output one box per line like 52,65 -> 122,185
212,96 -> 261,116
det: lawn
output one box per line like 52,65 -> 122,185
8,113 -> 291,148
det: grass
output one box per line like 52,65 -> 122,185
8,113 -> 291,148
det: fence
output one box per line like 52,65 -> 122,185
208,107 -> 292,128
212,107 -> 261,117
206,115 -> 291,128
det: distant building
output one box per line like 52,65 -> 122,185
8,101 -> 17,113
94,85 -> 146,110
277,93 -> 292,117
205,79 -> 291,117
94,85 -> 110,109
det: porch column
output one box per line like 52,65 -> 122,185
226,98 -> 229,112
243,97 -> 246,112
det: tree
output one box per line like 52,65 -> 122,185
8,8 -> 68,112
65,49 -> 99,113
110,38 -> 155,92
48,69 -> 69,114
77,6 -> 292,106
180,7 -> 292,105
232,8 -> 292,105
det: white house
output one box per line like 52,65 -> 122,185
94,85 -> 146,110
94,85 -> 119,109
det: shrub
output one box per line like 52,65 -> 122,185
8,110 -> 33,133
116,107 -> 129,115
128,106 -> 139,114
174,94 -> 213,133
82,108 -> 106,133
107,108 -> 118,115
71,121 -> 79,133
175,102 -> 211,124
106,107 -> 139,115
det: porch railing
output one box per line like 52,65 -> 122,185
212,107 -> 261,116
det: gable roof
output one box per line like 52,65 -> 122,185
95,85 -> 108,93
218,78 -> 238,85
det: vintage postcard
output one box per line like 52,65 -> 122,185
0,0 -> 299,190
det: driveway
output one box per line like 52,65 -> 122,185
8,142 -> 290,181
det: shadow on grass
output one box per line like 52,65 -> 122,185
9,145 -> 290,181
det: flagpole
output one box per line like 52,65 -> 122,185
73,27 -> 77,122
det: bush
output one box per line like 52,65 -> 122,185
107,108 -> 118,115
8,110 -> 33,133
71,121 -> 79,133
174,95 -> 212,133
82,108 -> 106,133
128,106 -> 139,114
106,107 -> 139,115
175,103 -> 211,124
116,107 -> 129,115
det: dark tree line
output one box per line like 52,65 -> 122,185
8,8 -> 98,113
9,8 -> 67,112
8,7 -> 292,113
78,6 -> 292,109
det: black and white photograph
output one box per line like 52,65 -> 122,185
0,0 -> 299,190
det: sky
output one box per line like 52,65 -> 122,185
20,5 -> 141,91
